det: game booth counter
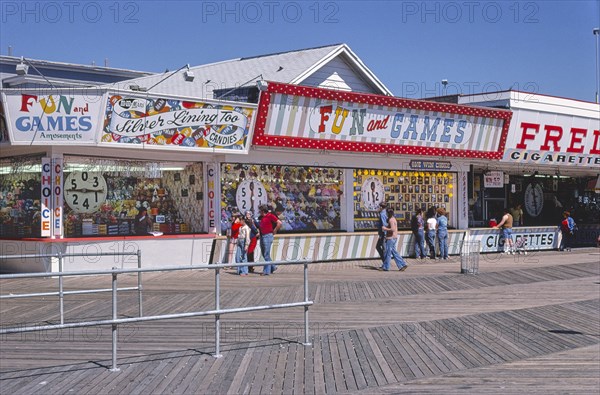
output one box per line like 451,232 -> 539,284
0,87 -> 258,272
211,81 -> 514,263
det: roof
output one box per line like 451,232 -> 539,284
105,44 -> 392,98
458,90 -> 600,119
0,55 -> 152,88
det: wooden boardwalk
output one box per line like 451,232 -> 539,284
1,249 -> 599,394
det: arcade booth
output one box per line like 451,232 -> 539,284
459,91 -> 600,250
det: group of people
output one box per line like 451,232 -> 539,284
374,203 -> 451,271
230,205 -> 282,276
410,207 -> 450,260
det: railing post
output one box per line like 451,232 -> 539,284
214,266 -> 222,358
110,267 -> 120,372
303,260 -> 311,346
58,251 -> 64,325
137,250 -> 143,317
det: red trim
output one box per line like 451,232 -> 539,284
253,81 -> 512,160
0,234 -> 216,243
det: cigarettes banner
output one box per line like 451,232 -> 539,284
502,107 -> 600,167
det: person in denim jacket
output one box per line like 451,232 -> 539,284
436,207 -> 449,260
411,209 -> 426,259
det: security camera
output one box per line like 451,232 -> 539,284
441,79 -> 448,86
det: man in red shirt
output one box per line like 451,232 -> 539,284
258,204 -> 282,275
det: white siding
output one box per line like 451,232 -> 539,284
301,56 -> 377,93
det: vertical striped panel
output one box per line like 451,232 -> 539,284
285,95 -> 300,137
473,117 -> 484,151
482,118 -> 493,151
298,96 -> 311,135
210,231 -> 473,264
272,94 -> 287,136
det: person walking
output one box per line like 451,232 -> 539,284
381,208 -> 408,271
436,207 -> 449,260
245,210 -> 260,273
559,211 -> 576,251
235,216 -> 251,276
258,204 -> 282,275
375,202 -> 388,266
411,208 -> 426,259
494,208 -> 514,254
425,207 -> 437,260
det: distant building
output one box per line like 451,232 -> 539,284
0,55 -> 152,88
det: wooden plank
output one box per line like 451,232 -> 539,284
303,341 -> 315,395
334,332 -> 358,391
311,340 -> 326,395
387,324 -> 436,377
339,331 -> 363,390
328,331 -> 348,392
319,334 -> 336,394
348,329 -> 378,388
256,341 -> 281,394
395,323 -> 452,374
361,328 -> 396,384
376,326 -> 418,380
418,321 -> 479,370
282,343 -> 297,394
225,347 -> 253,394
413,322 -> 467,371
292,340 -> 306,394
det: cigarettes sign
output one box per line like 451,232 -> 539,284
504,108 -> 600,167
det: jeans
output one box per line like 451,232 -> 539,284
413,229 -> 426,258
260,233 -> 275,274
235,239 -> 248,275
560,231 -> 573,250
502,228 -> 513,252
376,234 -> 385,263
426,230 -> 436,259
383,238 -> 407,270
437,229 -> 448,259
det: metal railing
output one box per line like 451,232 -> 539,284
0,259 -> 313,372
0,251 -> 143,323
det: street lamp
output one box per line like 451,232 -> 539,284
441,79 -> 448,96
594,28 -> 599,103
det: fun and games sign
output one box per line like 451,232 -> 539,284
254,82 -> 512,159
101,93 -> 256,153
1,90 -> 104,144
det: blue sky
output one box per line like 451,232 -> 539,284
1,0 -> 599,102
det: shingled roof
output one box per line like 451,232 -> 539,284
105,43 -> 392,98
